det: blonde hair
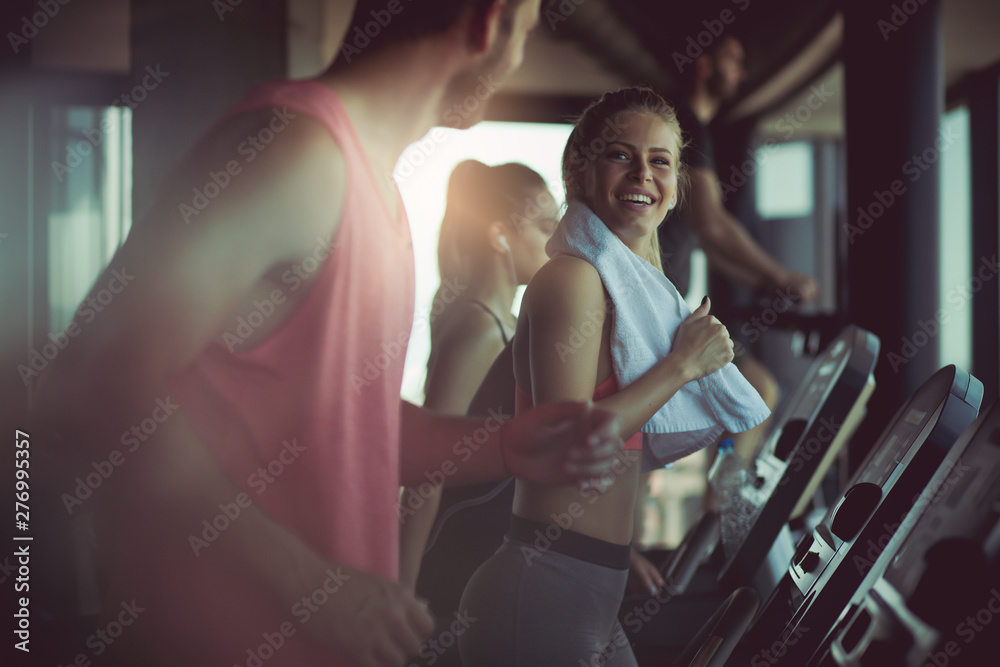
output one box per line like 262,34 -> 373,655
561,87 -> 690,273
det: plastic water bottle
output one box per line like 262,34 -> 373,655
709,439 -> 744,503
708,439 -> 751,556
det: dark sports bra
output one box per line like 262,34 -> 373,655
471,299 -> 510,345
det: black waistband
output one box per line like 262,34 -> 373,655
507,514 -> 631,570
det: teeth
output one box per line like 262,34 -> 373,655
618,193 -> 652,204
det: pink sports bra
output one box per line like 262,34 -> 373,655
514,374 -> 643,450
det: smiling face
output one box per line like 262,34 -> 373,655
580,111 -> 680,256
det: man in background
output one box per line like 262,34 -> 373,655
661,32 -> 820,457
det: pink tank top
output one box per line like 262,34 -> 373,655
110,80 -> 415,666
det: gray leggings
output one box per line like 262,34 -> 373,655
458,517 -> 638,667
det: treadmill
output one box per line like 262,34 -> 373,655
627,326 -> 879,658
810,399 -> 1000,667
733,365 -> 984,666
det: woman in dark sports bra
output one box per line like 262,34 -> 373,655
398,160 -> 558,595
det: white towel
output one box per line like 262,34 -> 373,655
545,201 -> 771,470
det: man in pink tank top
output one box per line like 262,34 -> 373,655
35,2 -> 625,666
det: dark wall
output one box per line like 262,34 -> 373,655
130,0 -> 287,218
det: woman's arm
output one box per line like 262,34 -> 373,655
525,256 -> 734,439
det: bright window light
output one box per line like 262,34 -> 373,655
755,141 -> 814,218
395,121 -> 573,403
938,107 -> 971,372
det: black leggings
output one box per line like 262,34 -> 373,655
458,515 -> 638,667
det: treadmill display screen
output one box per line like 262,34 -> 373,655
852,402 -> 945,488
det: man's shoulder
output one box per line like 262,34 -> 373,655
169,98 -> 345,192
149,98 -> 349,268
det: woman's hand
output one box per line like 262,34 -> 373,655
670,297 -> 735,382
627,547 -> 666,596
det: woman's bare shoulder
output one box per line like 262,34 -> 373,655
524,255 -> 605,311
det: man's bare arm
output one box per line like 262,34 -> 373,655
34,110 -> 433,663
703,244 -> 765,290
686,167 -> 819,303
399,399 -> 623,489
686,167 -> 788,285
